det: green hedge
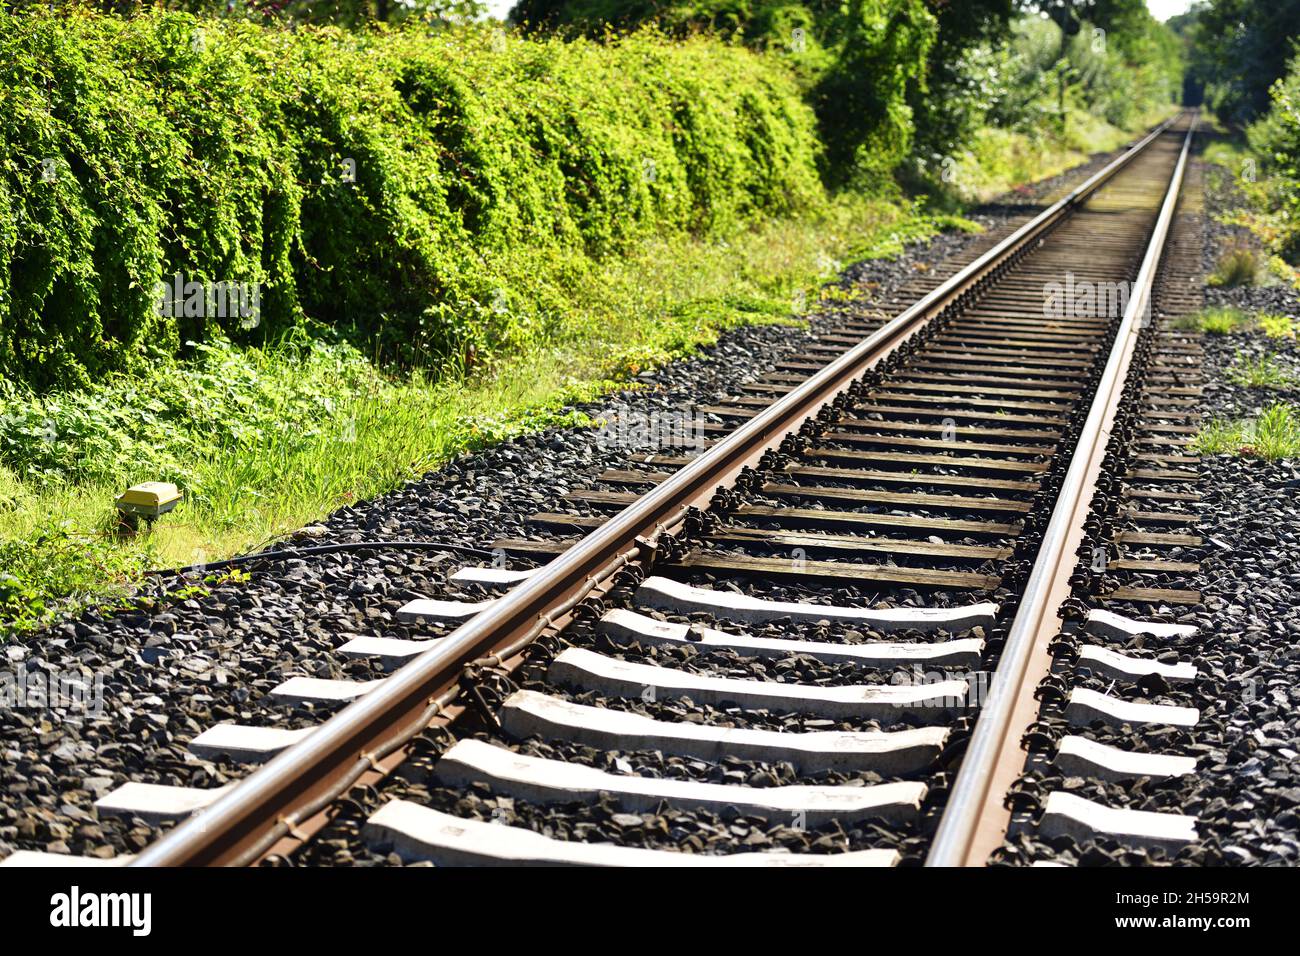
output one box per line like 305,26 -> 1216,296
0,11 -> 824,390
512,0 -> 938,183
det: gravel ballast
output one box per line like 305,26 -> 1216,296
995,150 -> 1300,867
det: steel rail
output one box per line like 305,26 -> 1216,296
925,113 -> 1198,867
131,115 -> 1179,867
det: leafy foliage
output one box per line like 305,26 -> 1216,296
7,0 -> 489,28
0,520 -> 157,633
507,1 -> 1181,187
984,7 -> 1180,134
905,0 -> 1015,164
0,333 -> 379,490
811,1 -> 936,185
1178,0 -> 1300,126
512,0 -> 939,186
1258,313 -> 1298,339
1245,60 -> 1300,264
0,11 -> 824,389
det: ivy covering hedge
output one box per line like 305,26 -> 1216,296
513,0 -> 939,184
0,10 -> 826,390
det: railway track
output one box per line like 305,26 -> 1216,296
3,112 -> 1206,868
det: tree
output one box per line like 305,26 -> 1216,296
906,0 -> 1016,161
508,1 -> 940,186
1187,0 -> 1300,125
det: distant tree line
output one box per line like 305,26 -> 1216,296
1170,0 -> 1300,127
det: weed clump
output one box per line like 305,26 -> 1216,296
1228,352 -> 1296,389
1207,244 -> 1265,287
1258,313 -> 1298,339
1171,306 -> 1249,334
1193,403 -> 1300,459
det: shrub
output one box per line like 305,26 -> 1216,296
1258,312 -> 1298,338
0,11 -> 824,390
1247,58 -> 1300,264
1171,306 -> 1249,334
513,1 -> 939,186
1208,244 -> 1265,287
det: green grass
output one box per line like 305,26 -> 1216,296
1171,307 -> 1300,341
924,103 -> 1178,206
1258,313 -> 1298,339
1171,306 -> 1251,334
0,190 -> 958,635
1193,403 -> 1300,459
1207,245 -> 1266,288
1228,352 -> 1297,389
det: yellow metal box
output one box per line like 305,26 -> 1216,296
115,481 -> 182,517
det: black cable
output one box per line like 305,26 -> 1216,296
150,540 -> 502,578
